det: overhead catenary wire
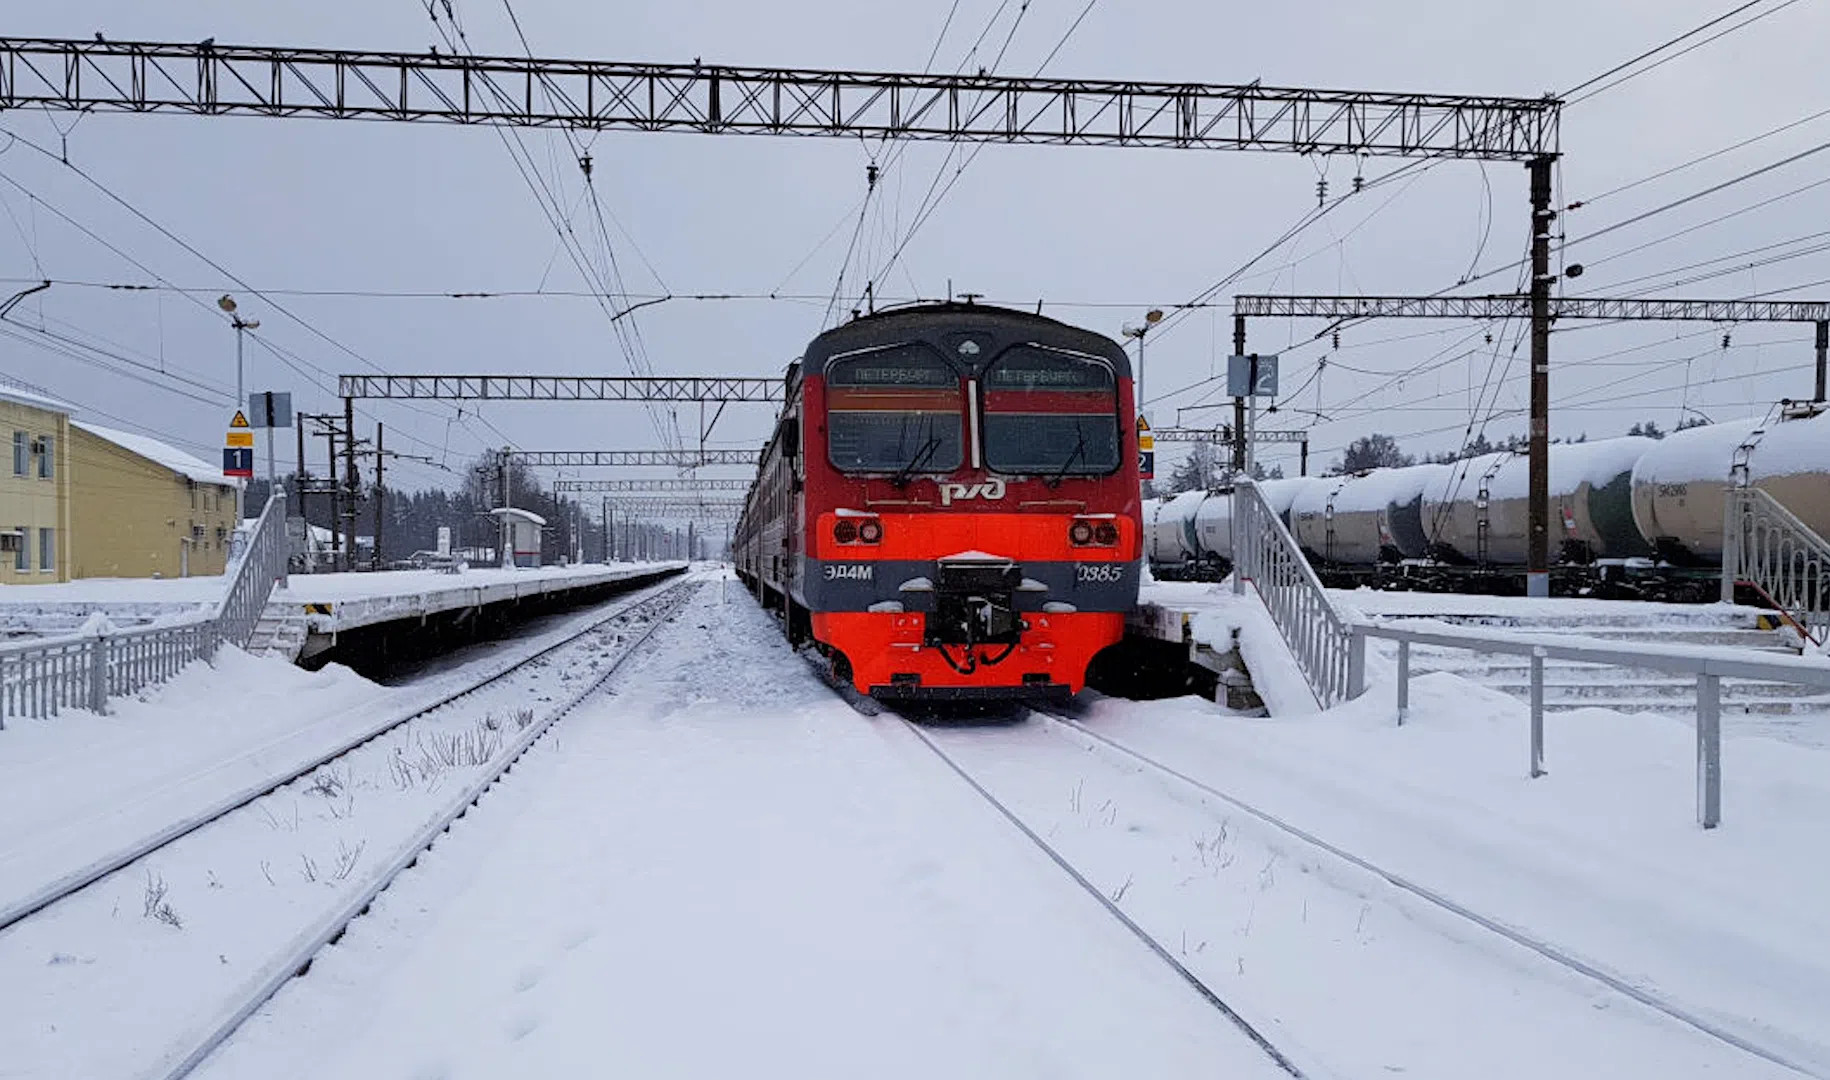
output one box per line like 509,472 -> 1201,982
1562,0 -> 1803,105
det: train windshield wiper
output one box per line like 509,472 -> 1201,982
1047,429 -> 1088,487
892,435 -> 942,488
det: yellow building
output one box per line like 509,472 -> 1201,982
68,421 -> 239,580
0,384 -> 72,584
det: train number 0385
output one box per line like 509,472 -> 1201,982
824,563 -> 874,581
1075,563 -> 1125,584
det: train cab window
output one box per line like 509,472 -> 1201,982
825,346 -> 965,474
981,347 -> 1121,476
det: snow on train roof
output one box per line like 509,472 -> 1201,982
1293,463 -> 1449,515
1632,411 -> 1830,485
1420,436 -> 1655,504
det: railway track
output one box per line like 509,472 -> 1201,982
896,713 -> 1307,1078
1012,703 -> 1820,1080
1,577 -> 697,1080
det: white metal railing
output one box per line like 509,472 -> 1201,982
1230,480 -> 1362,707
216,492 -> 290,649
1350,620 -> 1830,828
1723,487 -> 1829,645
0,493 -> 290,728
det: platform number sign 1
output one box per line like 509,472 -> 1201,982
1137,414 -> 1155,480
223,409 -> 254,478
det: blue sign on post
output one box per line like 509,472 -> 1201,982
222,447 -> 254,478
1138,450 -> 1155,479
1226,354 -> 1280,397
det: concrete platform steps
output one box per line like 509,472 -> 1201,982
1376,610 -> 1828,720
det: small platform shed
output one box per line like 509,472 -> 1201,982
488,506 -> 546,568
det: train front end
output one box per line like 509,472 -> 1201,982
797,305 -> 1142,701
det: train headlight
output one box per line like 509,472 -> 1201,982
834,519 -> 860,543
1092,521 -> 1119,546
858,519 -> 883,544
1068,520 -> 1095,545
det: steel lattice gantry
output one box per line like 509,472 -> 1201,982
0,37 -> 1559,159
603,498 -> 742,517
1234,294 -> 1830,323
1154,426 -> 1309,445
510,448 -> 760,467
554,478 -> 749,493
337,375 -> 782,403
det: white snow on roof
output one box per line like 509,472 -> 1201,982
0,383 -> 75,415
488,506 -> 548,526
71,421 -> 231,487
1297,463 -> 1451,515
1633,413 -> 1830,487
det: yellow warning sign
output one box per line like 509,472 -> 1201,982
225,431 -> 254,448
1136,414 -> 1151,432
1138,434 -> 1155,451
229,410 -> 251,429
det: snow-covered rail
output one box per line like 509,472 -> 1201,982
899,717 -> 1306,1077
1022,706 -> 1822,1080
145,582 -> 698,1080
0,576 -> 689,935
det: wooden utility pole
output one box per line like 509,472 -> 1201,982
1816,320 -> 1827,404
342,396 -> 359,571
1232,314 -> 1248,474
371,422 -> 384,570
1526,156 -> 1555,599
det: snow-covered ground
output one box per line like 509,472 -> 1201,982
0,581 -> 690,1080
7,570 -> 1826,1077
193,579 -> 1294,1080
0,581 -> 684,929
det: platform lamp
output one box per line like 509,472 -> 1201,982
218,294 -> 259,526
1121,308 -> 1165,420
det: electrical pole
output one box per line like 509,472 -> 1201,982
1816,320 -> 1827,404
1526,155 -> 1555,599
342,396 -> 359,571
371,422 -> 385,571
325,421 -> 340,568
1231,314 -> 1248,474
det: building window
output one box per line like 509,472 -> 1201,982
189,480 -> 197,509
1,530 -> 21,569
38,527 -> 53,572
12,432 -> 25,476
36,435 -> 53,479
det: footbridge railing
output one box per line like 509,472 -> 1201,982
1723,487 -> 1829,646
1230,480 -> 1362,708
0,493 -> 289,727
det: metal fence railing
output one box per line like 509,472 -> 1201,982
1230,480 -> 1362,708
0,493 -> 290,728
1350,620 -> 1830,828
1723,486 -> 1828,646
217,492 -> 290,650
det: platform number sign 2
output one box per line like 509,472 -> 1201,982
1226,354 -> 1280,398
1136,414 -> 1155,480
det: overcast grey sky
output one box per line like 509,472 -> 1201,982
1,0 -> 1826,495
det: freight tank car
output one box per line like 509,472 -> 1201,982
733,303 -> 1143,701
1631,412 -> 1830,564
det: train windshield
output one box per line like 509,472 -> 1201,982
981,347 -> 1121,476
825,346 -> 965,474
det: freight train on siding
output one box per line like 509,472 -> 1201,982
1145,407 -> 1830,600
733,303 -> 1144,701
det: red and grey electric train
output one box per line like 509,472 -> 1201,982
733,303 -> 1144,701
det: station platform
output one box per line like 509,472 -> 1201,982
0,562 -> 688,668
259,563 -> 689,664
